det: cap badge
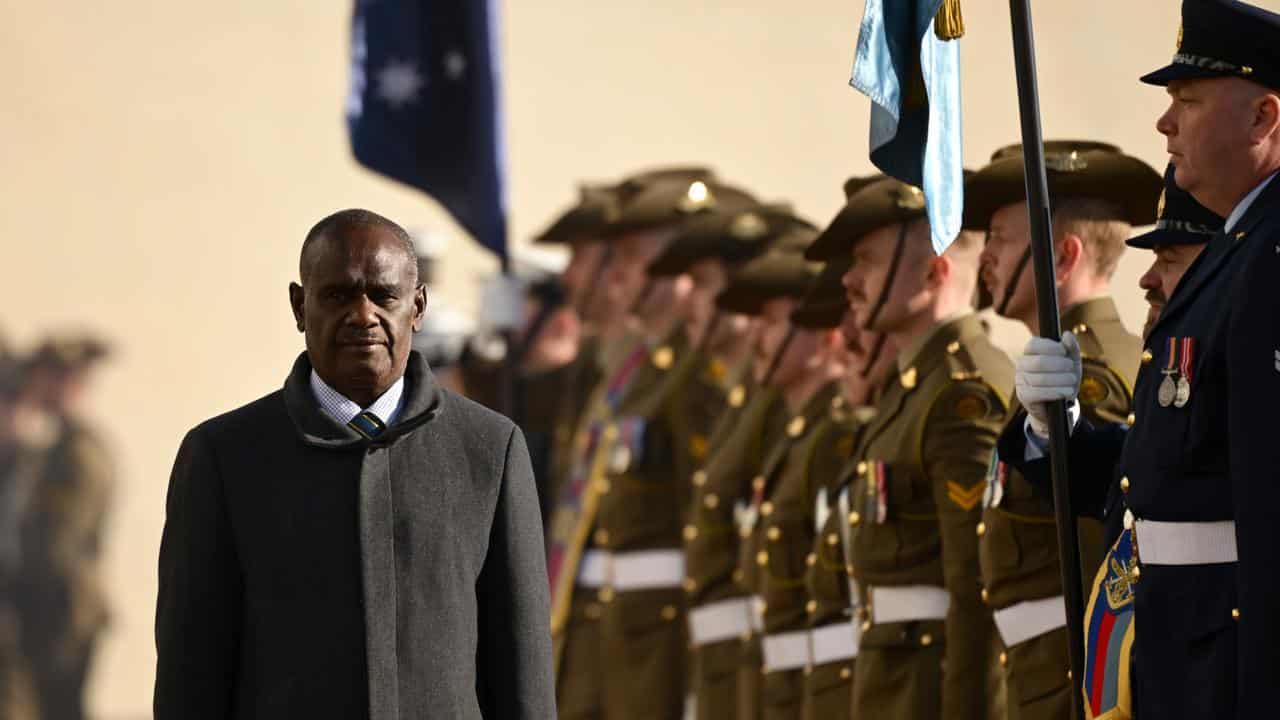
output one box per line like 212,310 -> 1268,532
1156,189 -> 1167,220
1176,23 -> 1183,52
893,185 -> 926,211
730,212 -> 768,241
1045,150 -> 1088,173
677,181 -> 715,213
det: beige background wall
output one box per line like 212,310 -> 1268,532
0,1 -> 1196,716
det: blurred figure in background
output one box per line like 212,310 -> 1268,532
408,229 -> 475,394
9,335 -> 114,720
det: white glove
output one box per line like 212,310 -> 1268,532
478,274 -> 526,331
1016,331 -> 1081,439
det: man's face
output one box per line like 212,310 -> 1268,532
561,241 -> 606,313
601,230 -> 670,320
684,258 -> 729,344
1138,242 -> 1207,338
1157,78 -> 1254,200
979,202 -> 1034,318
290,226 -> 425,403
841,222 -> 928,332
752,296 -> 797,383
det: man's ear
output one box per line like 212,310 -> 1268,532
289,282 -> 306,332
1056,232 -> 1084,282
1251,92 -> 1280,143
925,254 -> 952,293
412,283 -> 428,333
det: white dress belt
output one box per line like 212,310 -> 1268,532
1134,519 -> 1238,565
575,549 -> 686,590
992,595 -> 1066,648
688,597 -> 752,646
870,585 -> 951,625
810,621 -> 859,665
762,629 -> 811,673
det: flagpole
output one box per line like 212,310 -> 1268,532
1006,2 -> 1085,718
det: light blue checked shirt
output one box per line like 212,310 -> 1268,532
310,370 -> 406,429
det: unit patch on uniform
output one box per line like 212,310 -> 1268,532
952,393 -> 989,420
947,480 -> 985,511
1079,375 -> 1109,405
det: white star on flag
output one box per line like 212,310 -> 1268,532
444,50 -> 467,81
375,59 -> 426,108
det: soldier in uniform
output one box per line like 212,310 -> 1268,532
12,336 -> 113,720
806,177 -> 1015,720
0,357 -> 39,719
549,176 -> 757,719
727,245 -> 850,720
964,142 -> 1161,719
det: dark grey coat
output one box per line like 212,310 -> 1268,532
154,351 -> 555,719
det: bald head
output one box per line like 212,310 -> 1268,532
301,209 -> 418,283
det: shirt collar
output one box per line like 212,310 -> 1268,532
897,310 -> 970,373
1224,171 -> 1279,232
309,370 -> 406,428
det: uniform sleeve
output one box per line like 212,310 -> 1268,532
998,412 -> 1128,520
476,426 -> 557,719
923,381 -> 1003,719
154,427 -> 242,719
1227,233 -> 1280,707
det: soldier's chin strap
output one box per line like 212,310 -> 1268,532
858,332 -> 888,379
762,325 -> 798,385
862,222 -> 911,331
997,247 -> 1033,317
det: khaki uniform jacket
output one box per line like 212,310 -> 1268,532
845,313 -> 1015,719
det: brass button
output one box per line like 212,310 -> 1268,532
1120,476 -> 1130,492
593,529 -> 610,546
584,603 -> 602,620
787,416 -> 806,437
806,552 -> 817,566
1232,608 -> 1241,621
827,533 -> 840,547
704,493 -> 720,509
849,511 -> 861,527
1073,323 -> 1089,335
652,346 -> 674,369
920,633 -> 934,647
806,600 -> 818,614
752,475 -> 766,492
981,588 -> 990,604
757,550 -> 769,566
683,524 -> 699,541
846,563 -> 856,575
860,620 -> 872,632
1141,349 -> 1154,365
729,385 -> 746,408
767,526 -> 782,541
683,577 -> 697,593
692,470 -> 708,487
1126,412 -> 1136,427
761,501 -> 775,517
946,340 -> 961,355
839,666 -> 852,680
976,522 -> 987,537
661,604 -> 678,621
598,587 -> 615,603
857,461 -> 869,476
999,651 -> 1008,667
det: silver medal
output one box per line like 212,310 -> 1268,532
1157,373 -> 1177,407
1174,376 -> 1191,408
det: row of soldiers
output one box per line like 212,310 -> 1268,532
0,336 -> 114,720
495,134 -> 1220,720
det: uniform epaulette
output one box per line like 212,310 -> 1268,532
1068,320 -> 1106,361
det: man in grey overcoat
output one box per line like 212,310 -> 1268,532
154,209 -> 556,719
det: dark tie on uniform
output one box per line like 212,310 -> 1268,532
348,411 -> 387,439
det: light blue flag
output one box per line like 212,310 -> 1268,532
850,0 -> 963,255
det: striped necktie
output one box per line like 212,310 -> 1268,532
348,411 -> 387,439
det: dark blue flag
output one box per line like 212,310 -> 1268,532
347,0 -> 507,260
